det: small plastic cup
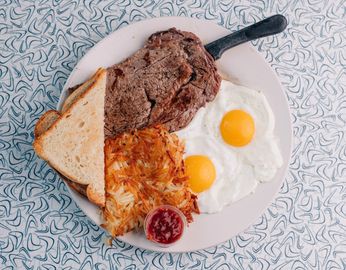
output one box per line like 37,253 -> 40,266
144,205 -> 187,247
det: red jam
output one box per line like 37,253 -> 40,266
145,205 -> 185,245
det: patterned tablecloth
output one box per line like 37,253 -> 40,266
1,0 -> 345,269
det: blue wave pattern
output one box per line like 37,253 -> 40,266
0,0 -> 345,269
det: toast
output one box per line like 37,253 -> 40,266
34,109 -> 89,198
33,68 -> 106,206
34,73 -> 99,199
61,69 -> 103,113
34,110 -> 60,138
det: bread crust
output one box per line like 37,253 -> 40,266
63,177 -> 87,196
61,69 -> 102,113
34,110 -> 60,138
86,184 -> 104,207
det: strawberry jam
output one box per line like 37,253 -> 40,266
145,205 -> 185,245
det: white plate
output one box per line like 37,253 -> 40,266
58,17 -> 292,253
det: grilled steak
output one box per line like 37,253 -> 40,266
105,28 -> 221,137
68,28 -> 221,137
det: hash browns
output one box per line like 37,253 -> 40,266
102,126 -> 199,237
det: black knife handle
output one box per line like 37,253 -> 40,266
205,14 -> 288,60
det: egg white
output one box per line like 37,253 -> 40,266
204,80 -> 283,182
176,80 -> 283,214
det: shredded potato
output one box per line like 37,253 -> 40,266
102,126 -> 199,237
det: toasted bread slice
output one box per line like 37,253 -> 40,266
34,110 -> 60,138
33,68 -> 106,206
64,178 -> 87,197
35,71 -> 100,139
34,71 -> 102,201
61,69 -> 103,113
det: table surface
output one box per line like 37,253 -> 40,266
0,1 -> 345,269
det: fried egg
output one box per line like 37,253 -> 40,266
176,80 -> 283,213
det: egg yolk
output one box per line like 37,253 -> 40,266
185,155 -> 216,193
220,109 -> 255,147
